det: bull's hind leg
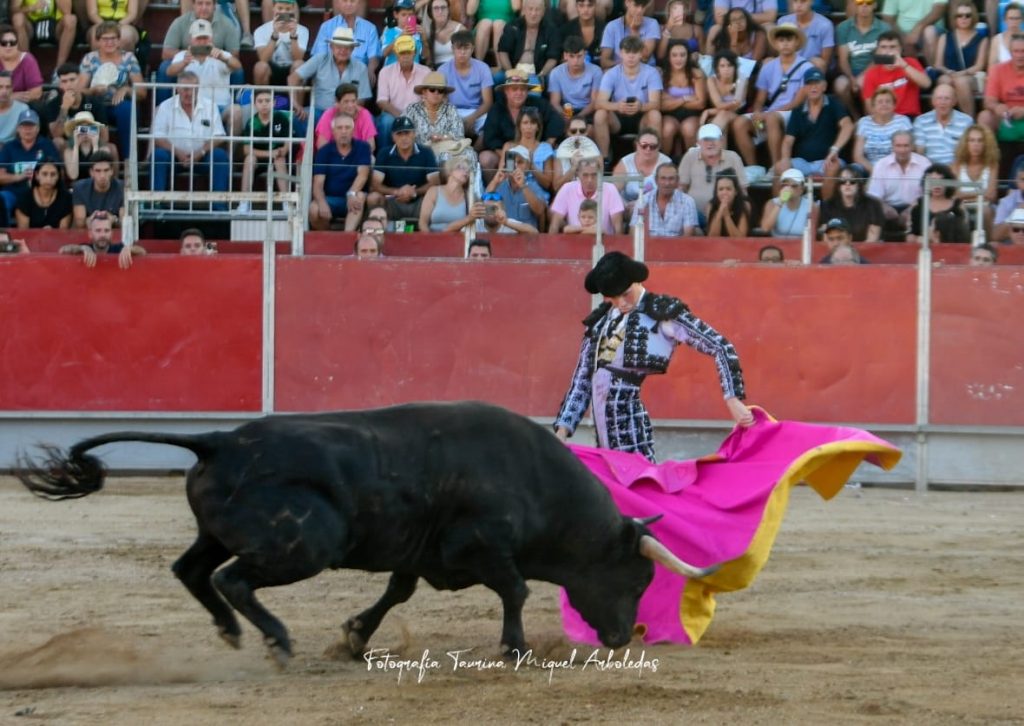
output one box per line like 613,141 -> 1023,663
343,573 -> 418,655
171,533 -> 240,647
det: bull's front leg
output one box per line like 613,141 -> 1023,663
342,573 -> 419,656
484,571 -> 530,657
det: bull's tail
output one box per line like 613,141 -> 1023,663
15,431 -> 219,501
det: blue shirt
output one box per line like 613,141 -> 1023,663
311,16 -> 381,65
547,61 -> 604,110
314,139 -> 371,197
598,64 -> 663,103
375,143 -> 438,189
438,58 -> 494,111
380,26 -> 423,66
0,137 -> 60,196
600,17 -> 661,65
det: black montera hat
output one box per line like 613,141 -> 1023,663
584,251 -> 649,297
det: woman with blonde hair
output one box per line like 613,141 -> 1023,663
952,124 -> 999,238
418,155 -> 474,232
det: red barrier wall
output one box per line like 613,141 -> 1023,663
0,256 -> 263,411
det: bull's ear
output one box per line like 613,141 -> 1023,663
634,514 -> 663,528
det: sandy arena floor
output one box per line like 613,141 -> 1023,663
0,476 -> 1021,725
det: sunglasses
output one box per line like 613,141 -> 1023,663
637,141 -> 658,150
568,127 -> 587,134
840,179 -> 858,185
1013,227 -> 1024,233
0,39 -> 18,47
425,88 -> 447,94
956,12 -> 972,18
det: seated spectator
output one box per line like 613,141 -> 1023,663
993,163 -> 1024,241
660,39 -> 706,156
0,24 -> 42,104
11,0 -> 78,72
593,35 -> 663,164
979,33 -> 1024,141
970,243 -> 998,265
355,233 -> 382,258
467,238 -> 492,258
78,20 -> 146,158
0,109 -> 57,224
149,72 -> 230,200
253,0 -> 308,88
481,68 -> 563,178
631,161 -> 699,236
179,227 -> 211,255
309,112 -> 371,231
952,124 -> 999,239
705,170 -> 751,236
381,0 -> 424,66
906,163 -> 966,244
376,35 -> 432,142
315,83 -> 377,151
0,228 -> 30,253
859,30 -> 930,118
678,123 -> 747,223
290,27 -> 371,125
987,2 -> 1022,68
497,0 -> 562,79
467,0 -> 514,63
72,150 -> 124,227
404,72 -> 468,153
311,0 -> 381,84
422,0 -> 465,69
932,1 -> 988,117
547,35 -> 603,124
733,24 -> 814,169
0,72 -> 28,145
911,82 -> 972,166
656,0 -> 703,62
502,108 -> 554,193
44,65 -> 110,157
15,159 -> 71,228
58,210 -> 144,268
853,87 -> 910,174
1004,207 -> 1024,244
438,31 -> 493,138
475,194 -> 539,234
613,128 -> 672,218
712,0 -> 777,31
159,0 -> 241,103
418,156 -> 473,232
761,167 -> 815,238
833,0 -> 891,115
365,205 -> 389,231
239,88 -> 294,214
552,117 -> 601,191
819,163 -> 883,241
168,19 -> 244,134
564,197 -> 599,233
599,0 -> 659,70
867,130 -> 929,227
63,111 -> 118,182
484,145 -> 547,229
777,0 -> 834,72
549,157 -> 624,233
706,7 -> 767,69
561,0 -> 605,65
758,244 -> 784,263
360,216 -> 385,240
777,67 -> 851,178
84,0 -> 141,51
701,50 -> 747,136
180,0 -> 257,50
880,0 -> 943,63
368,115 -> 441,225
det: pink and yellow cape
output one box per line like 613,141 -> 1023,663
561,408 -> 902,646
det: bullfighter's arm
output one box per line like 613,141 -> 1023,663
554,334 -> 596,437
663,309 -> 746,401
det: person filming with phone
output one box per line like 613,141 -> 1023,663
483,145 -> 546,230
62,111 -> 116,181
859,30 -> 931,118
253,0 -> 308,88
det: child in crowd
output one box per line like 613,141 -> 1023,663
564,198 -> 599,233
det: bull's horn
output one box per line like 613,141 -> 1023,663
639,535 -> 721,580
634,514 -> 664,527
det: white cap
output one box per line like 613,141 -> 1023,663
697,123 -> 723,141
507,145 -> 531,160
780,168 -> 806,184
1008,207 -> 1024,225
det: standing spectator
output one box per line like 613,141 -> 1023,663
0,72 -> 30,144
880,0 -> 944,64
932,1 -> 988,117
238,88 -> 294,214
438,30 -> 494,137
309,112 -> 371,230
15,159 -> 71,228
84,0 -> 141,51
11,0 -> 78,73
381,0 -> 424,67
314,83 -> 377,151
311,0 -> 381,84
368,115 -> 440,224
376,35 -> 432,143
167,19 -> 244,135
630,161 -> 699,236
466,0 -> 516,65
777,0 -> 834,72
678,123 -> 747,220
599,0 -> 660,69
978,34 -> 1024,142
149,72 -> 230,199
481,68 -> 563,177
72,150 -> 124,227
497,0 -> 562,79
77,20 -> 146,158
467,238 -> 492,258
758,244 -> 784,262
423,0 -> 465,69
593,35 -> 663,163
852,87 -> 910,173
290,27 -> 372,125
761,167 -> 816,238
63,110 -> 117,181
58,211 -> 144,268
484,146 -> 547,229
777,67 -> 852,178
548,157 -> 624,233
0,109 -> 57,224
159,0 -> 241,103
547,35 -> 603,123
253,0 -> 308,88
561,0 -> 605,64
834,0 -> 891,115
404,72 -> 466,149
970,244 -> 998,265
44,64 -> 110,156
867,129 -> 929,227
418,155 -> 473,232
705,171 -> 751,236
701,49 -> 747,135
912,82 -> 973,166
859,30 -> 931,118
0,24 -> 43,104
659,39 -> 706,156
818,163 -> 884,241
179,228 -> 210,255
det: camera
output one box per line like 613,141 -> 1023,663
0,241 -> 20,254
407,16 -> 418,30
625,96 -> 637,104
190,44 -> 212,57
485,203 -> 497,215
872,53 -> 896,65
77,124 -> 98,135
276,12 -> 294,22
504,155 -> 516,172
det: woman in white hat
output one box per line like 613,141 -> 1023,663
760,167 -> 816,238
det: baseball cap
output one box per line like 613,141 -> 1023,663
189,18 -> 213,37
17,109 -> 39,126
392,116 -> 415,133
394,35 -> 417,55
825,217 -> 850,233
780,168 -> 806,184
697,123 -> 723,141
507,145 -> 531,160
803,67 -> 826,84
395,0 -> 415,7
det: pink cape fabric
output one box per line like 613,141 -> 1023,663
560,410 -> 902,645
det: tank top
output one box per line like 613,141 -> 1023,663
773,197 -> 811,238
429,188 -> 468,232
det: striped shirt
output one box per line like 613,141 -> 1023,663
912,110 -> 974,165
631,189 -> 699,236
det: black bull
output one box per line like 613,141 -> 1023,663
17,402 -> 718,665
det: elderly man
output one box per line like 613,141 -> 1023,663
311,0 -> 381,84
72,150 -> 123,227
993,167 -> 1024,242
167,19 -> 243,134
549,157 -> 624,234
354,233 -> 382,258
631,162 -> 699,236
979,34 -> 1024,142
867,129 -> 928,226
290,27 -> 371,124
253,0 -> 308,88
497,0 -> 562,78
913,83 -> 973,165
677,124 -> 747,219
376,34 -> 431,144
777,67 -> 852,178
367,115 -> 440,224
158,0 -> 241,104
58,211 -> 145,269
0,109 -> 58,224
309,113 -> 371,231
150,72 -> 230,198
438,30 -> 493,137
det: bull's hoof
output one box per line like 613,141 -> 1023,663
265,638 -> 292,670
218,627 -> 241,649
342,618 -> 367,655
500,642 -> 526,661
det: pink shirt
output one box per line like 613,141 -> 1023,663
867,152 -> 930,208
315,105 -> 377,149
376,62 -> 431,116
551,181 -> 625,234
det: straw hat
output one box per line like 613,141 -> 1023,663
64,111 -> 105,137
768,23 -> 806,51
414,71 -> 454,95
330,27 -> 362,47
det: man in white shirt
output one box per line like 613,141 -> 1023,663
253,0 -> 308,88
150,71 -> 230,198
166,19 -> 243,134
